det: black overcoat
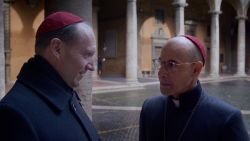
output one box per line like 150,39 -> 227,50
0,56 -> 100,141
139,81 -> 249,141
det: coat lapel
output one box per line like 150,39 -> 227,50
70,93 -> 99,141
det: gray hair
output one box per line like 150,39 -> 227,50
185,38 -> 203,62
35,22 -> 91,54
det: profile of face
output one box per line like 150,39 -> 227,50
158,37 -> 202,98
49,23 -> 96,88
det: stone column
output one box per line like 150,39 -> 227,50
126,0 -> 138,83
172,2 -> 188,35
235,16 -> 247,76
92,6 -> 99,80
209,10 -> 221,77
45,0 -> 93,119
4,2 -> 11,85
0,0 -> 5,99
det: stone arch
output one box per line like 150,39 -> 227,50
151,27 -> 169,76
138,0 -> 173,77
139,17 -> 174,77
11,0 -> 44,37
10,0 -> 44,81
207,0 -> 222,12
10,7 -> 24,81
32,9 -> 44,34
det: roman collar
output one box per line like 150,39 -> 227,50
168,81 -> 204,111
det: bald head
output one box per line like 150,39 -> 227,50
159,36 -> 205,98
164,36 -> 203,64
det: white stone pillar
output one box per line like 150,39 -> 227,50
4,2 -> 10,85
76,0 -> 93,120
0,0 -> 5,99
172,2 -> 188,35
235,16 -> 247,76
126,0 -> 138,83
92,6 -> 99,79
209,10 -> 221,77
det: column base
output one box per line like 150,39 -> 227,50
208,73 -> 220,79
126,78 -> 138,84
234,72 -> 247,77
92,73 -> 99,80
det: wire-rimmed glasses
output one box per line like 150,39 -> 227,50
158,58 -> 201,72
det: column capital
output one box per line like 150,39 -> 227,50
236,15 -> 248,20
172,2 -> 188,7
128,0 -> 136,3
208,10 -> 222,15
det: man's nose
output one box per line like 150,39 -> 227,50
86,56 -> 95,71
86,63 -> 95,71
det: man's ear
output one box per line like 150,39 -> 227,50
48,38 -> 64,59
192,61 -> 203,76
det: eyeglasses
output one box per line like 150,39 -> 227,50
157,59 -> 201,72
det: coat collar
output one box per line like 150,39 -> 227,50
17,55 -> 73,112
168,81 -> 203,111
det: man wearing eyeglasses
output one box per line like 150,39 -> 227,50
139,35 -> 249,141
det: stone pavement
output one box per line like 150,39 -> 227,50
92,76 -> 250,141
93,75 -> 250,94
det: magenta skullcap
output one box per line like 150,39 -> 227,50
182,35 -> 206,66
36,11 -> 84,38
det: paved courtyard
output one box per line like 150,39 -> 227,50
92,80 -> 250,141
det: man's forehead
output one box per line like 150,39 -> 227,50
164,35 -> 206,65
163,38 -> 190,52
160,39 -> 191,60
77,23 -> 95,40
166,37 -> 191,48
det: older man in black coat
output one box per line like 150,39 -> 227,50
0,12 -> 100,141
139,35 -> 249,141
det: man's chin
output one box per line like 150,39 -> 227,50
160,89 -> 175,96
160,89 -> 169,96
71,81 -> 80,88
74,82 -> 80,87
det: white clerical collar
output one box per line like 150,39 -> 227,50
172,99 -> 180,108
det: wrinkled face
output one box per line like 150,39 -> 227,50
158,40 -> 196,98
58,24 -> 96,88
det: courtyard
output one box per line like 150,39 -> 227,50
92,80 -> 250,141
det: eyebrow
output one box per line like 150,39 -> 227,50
168,59 -> 177,63
158,58 -> 178,63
